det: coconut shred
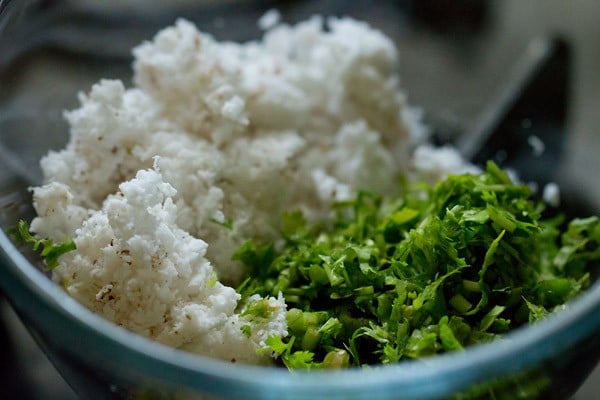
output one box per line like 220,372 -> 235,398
29,16 -> 476,364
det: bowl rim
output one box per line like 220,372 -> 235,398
1,225 -> 599,399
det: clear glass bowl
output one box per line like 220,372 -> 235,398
0,1 -> 598,399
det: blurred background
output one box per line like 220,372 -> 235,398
0,0 -> 599,398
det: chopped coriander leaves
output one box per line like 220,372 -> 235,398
237,162 -> 599,369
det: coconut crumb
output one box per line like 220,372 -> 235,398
543,182 -> 561,207
258,9 -> 281,31
528,135 -> 545,157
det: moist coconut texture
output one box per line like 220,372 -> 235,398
30,16 -> 475,364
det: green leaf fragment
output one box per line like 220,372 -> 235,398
241,324 -> 252,337
233,240 -> 275,270
449,293 -> 472,314
439,316 -> 464,351
283,351 -> 316,369
479,305 -> 506,331
10,220 -> 76,269
523,298 -> 549,322
322,350 -> 350,368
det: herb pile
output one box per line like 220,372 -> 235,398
236,162 -> 599,369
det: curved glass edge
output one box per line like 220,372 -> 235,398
0,225 -> 599,399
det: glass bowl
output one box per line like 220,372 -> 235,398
0,1 -> 598,399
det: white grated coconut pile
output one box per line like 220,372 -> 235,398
30,15 -> 474,364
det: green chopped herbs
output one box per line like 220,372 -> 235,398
237,162 -> 599,369
10,220 -> 76,269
